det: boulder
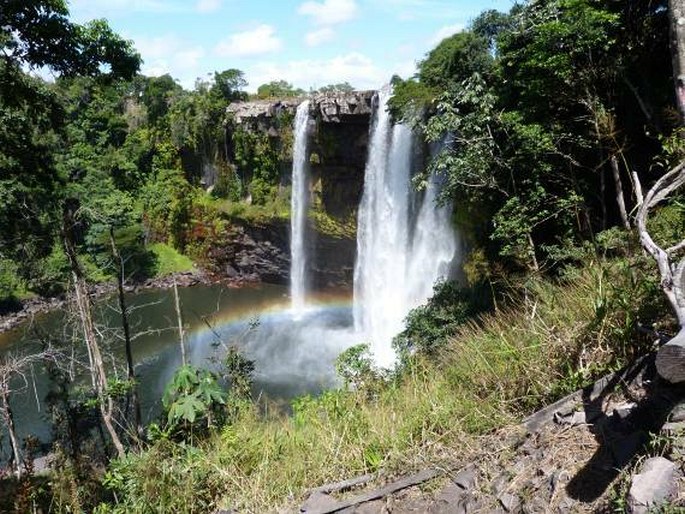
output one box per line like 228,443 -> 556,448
628,457 -> 679,513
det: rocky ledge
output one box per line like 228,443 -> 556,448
226,90 -> 376,126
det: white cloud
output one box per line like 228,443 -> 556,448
298,0 -> 358,26
196,0 -> 221,13
305,27 -> 335,47
214,25 -> 282,57
132,34 -> 206,89
245,52 -> 394,92
428,23 -> 464,46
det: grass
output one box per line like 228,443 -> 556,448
212,195 -> 355,240
310,210 -> 356,239
149,243 -> 195,277
96,254 -> 669,513
214,197 -> 290,225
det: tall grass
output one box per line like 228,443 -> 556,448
97,256 -> 668,513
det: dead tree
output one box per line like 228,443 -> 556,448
173,278 -> 187,366
670,0 -> 685,118
0,349 -> 57,477
62,206 -> 125,457
109,226 -> 142,438
636,161 -> 685,382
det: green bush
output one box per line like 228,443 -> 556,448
141,168 -> 197,250
0,258 -> 26,310
162,365 -> 228,435
393,280 -> 492,359
28,243 -> 71,297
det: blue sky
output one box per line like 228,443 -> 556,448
67,0 -> 515,92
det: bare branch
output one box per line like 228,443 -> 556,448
637,159 -> 685,382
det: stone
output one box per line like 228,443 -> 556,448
491,473 -> 510,496
337,500 -> 387,513
300,491 -> 338,513
628,457 -> 679,514
612,402 -> 638,420
452,465 -> 477,490
670,402 -> 685,422
661,421 -> 685,436
523,495 -> 550,514
498,492 -> 521,513
312,91 -> 374,123
553,410 -> 587,426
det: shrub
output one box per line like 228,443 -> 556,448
393,280 -> 492,359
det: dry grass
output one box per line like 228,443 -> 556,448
100,258 -> 666,513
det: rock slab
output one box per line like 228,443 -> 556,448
628,457 -> 679,513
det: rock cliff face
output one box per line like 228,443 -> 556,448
205,220 -> 355,289
221,91 -> 376,287
225,91 -> 374,126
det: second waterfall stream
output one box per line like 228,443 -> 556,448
354,88 -> 459,367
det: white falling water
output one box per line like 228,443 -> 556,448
290,100 -> 311,312
405,165 -> 459,311
354,89 -> 459,368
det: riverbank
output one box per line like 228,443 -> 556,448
0,269 -> 255,335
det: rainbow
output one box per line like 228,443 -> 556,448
183,290 -> 354,341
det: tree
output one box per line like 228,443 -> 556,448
418,31 -> 492,91
0,348 -> 57,477
1,1 -> 140,83
63,201 -> 125,457
0,0 -> 141,299
317,82 -> 354,94
142,74 -> 183,126
638,162 -> 685,381
670,0 -> 685,117
211,69 -> 248,102
256,80 -> 305,99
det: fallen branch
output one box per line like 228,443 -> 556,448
303,469 -> 441,514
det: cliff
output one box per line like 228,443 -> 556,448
218,91 -> 377,287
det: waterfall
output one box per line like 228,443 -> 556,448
290,100 -> 311,311
354,89 -> 459,367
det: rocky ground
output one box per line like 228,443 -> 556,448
296,356 -> 685,513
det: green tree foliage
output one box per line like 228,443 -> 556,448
393,281 -> 491,358
389,30 -> 493,121
232,128 -> 280,204
398,0 -> 672,271
317,82 -> 354,93
1,1 -> 140,81
141,74 -> 182,127
418,31 -> 492,91
211,69 -> 248,102
0,1 -> 141,301
256,80 -> 305,99
162,365 -> 227,431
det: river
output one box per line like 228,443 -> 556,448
0,283 -> 356,459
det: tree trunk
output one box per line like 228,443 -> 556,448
527,233 -> 539,272
636,162 -> 685,382
173,278 -> 187,366
632,171 -> 644,206
670,0 -> 685,119
63,208 -> 125,458
109,227 -> 142,438
611,155 -> 631,230
0,387 -> 22,477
